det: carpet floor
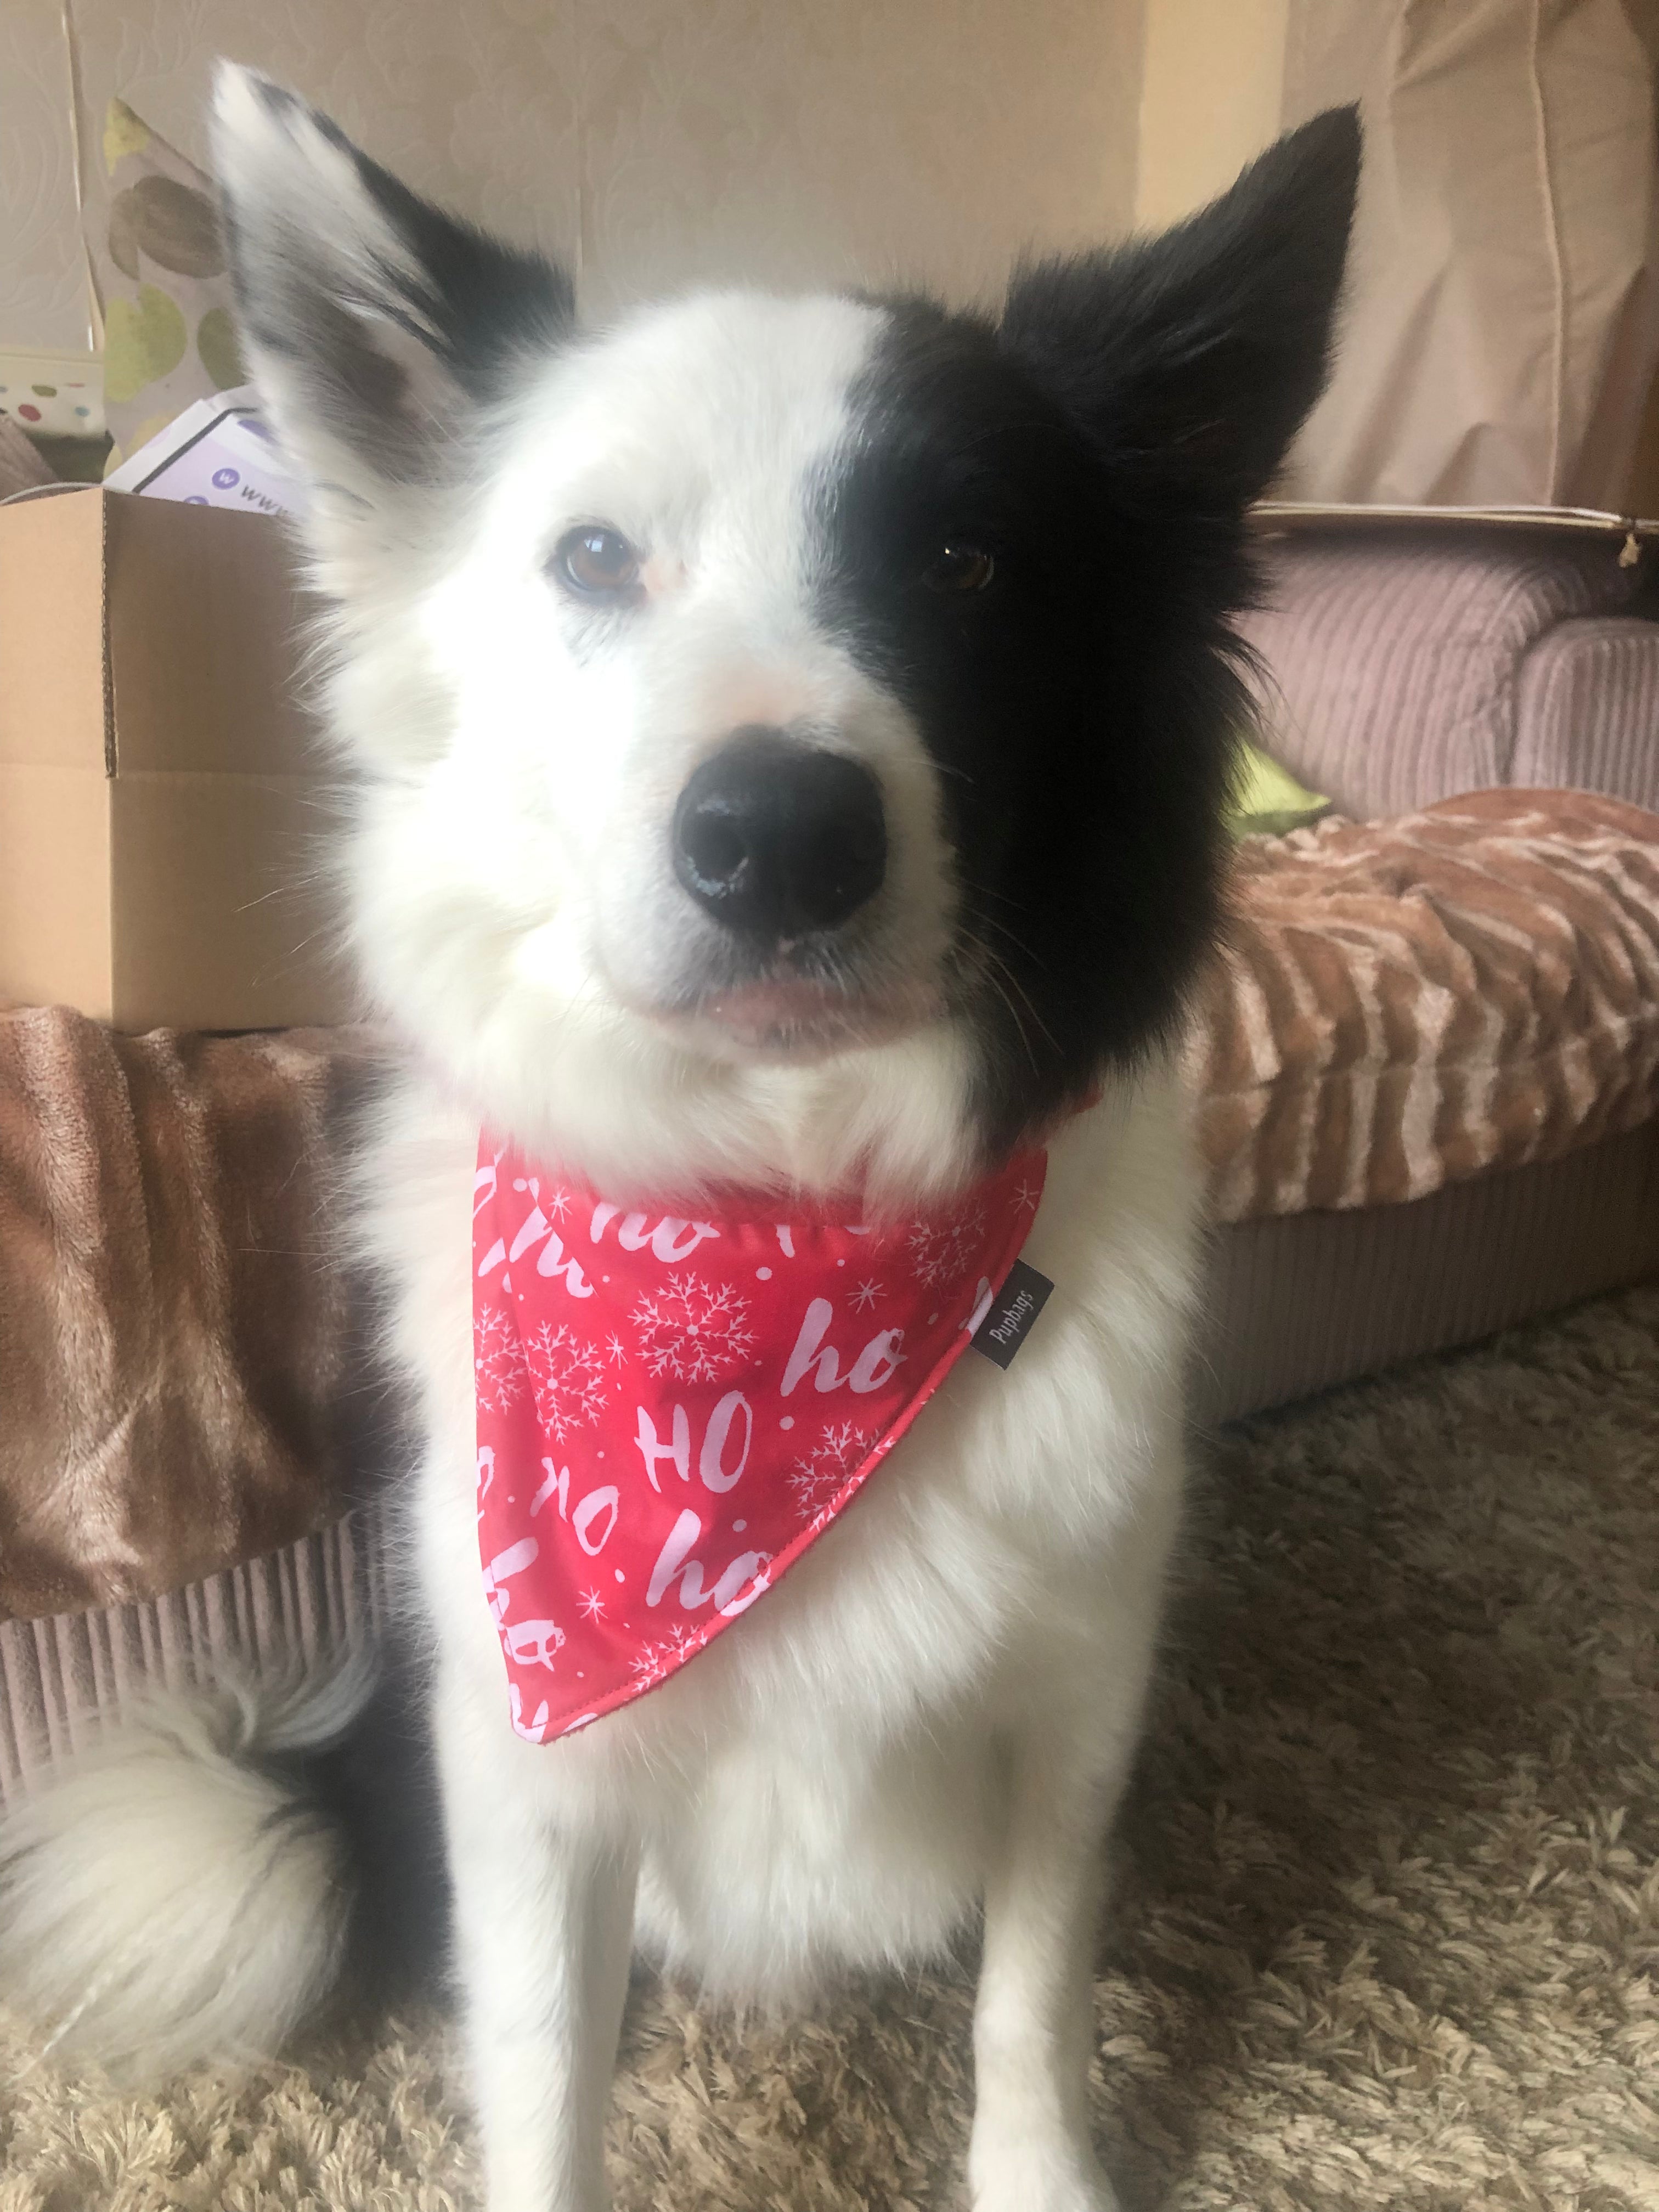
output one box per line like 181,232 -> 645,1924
3,1286 -> 1657,2211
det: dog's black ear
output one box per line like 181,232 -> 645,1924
1001,107 -> 1359,515
211,63 -> 573,547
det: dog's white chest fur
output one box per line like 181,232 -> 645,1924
373,1059 -> 1196,2004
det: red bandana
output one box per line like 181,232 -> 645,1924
473,1137 -> 1046,1741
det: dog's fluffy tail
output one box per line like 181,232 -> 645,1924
0,1664 -> 385,2079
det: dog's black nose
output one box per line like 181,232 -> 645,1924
672,730 -> 887,939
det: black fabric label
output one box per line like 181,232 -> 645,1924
970,1258 -> 1054,1369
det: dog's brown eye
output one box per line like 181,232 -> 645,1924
555,526 -> 641,596
923,544 -> 995,594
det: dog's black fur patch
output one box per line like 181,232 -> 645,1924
816,110 -> 1358,1155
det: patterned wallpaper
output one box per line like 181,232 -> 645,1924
2,0 -> 89,351
5,0 -> 1145,346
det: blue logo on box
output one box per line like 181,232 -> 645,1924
212,466 -> 240,489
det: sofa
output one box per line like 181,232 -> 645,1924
1192,514 -> 1659,1420
2,515 -> 1656,1801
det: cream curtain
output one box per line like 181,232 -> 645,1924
1279,0 -> 1659,512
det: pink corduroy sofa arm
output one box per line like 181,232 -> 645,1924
1513,618 -> 1659,816
1237,528 -> 1649,820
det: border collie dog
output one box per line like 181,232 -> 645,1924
0,69 -> 1356,2212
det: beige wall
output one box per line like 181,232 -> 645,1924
2,0 -> 88,351
5,0 -> 1148,347
1134,0 -> 1288,229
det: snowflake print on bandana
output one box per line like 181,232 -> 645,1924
473,1138 -> 1048,1745
628,1621 -> 700,1690
906,1208 -> 987,1291
629,1276 -> 756,1382
788,1419 -> 875,1523
523,1319 -> 608,1443
475,1304 -> 529,1414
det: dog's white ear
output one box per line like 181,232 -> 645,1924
211,63 -> 573,566
1002,107 -> 1359,516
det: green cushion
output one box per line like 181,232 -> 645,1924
1228,740 -> 1331,837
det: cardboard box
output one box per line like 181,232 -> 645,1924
0,487 -> 348,1031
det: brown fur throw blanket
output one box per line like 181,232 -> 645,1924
1188,789 -> 1659,1221
0,1011 -> 384,1620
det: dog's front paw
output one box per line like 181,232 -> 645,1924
968,2125 -> 1122,2212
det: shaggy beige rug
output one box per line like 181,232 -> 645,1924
3,1286 -> 1658,2212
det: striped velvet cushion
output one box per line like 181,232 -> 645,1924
1187,791 -> 1659,1223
